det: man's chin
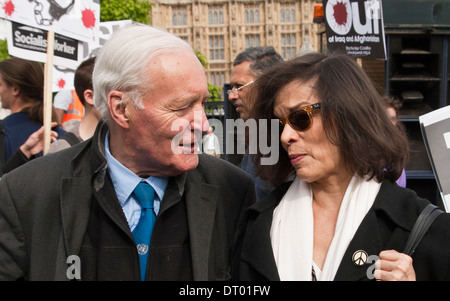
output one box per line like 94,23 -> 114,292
168,154 -> 199,176
238,112 -> 248,120
235,108 -> 248,119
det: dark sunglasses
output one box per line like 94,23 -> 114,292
279,102 -> 321,131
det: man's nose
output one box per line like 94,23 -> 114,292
227,90 -> 238,101
191,105 -> 209,134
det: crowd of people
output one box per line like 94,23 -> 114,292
0,24 -> 448,281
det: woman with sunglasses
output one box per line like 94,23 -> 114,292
232,52 -> 450,281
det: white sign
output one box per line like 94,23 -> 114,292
0,0 -> 99,43
5,18 -> 133,91
52,64 -> 76,91
52,20 -> 133,92
420,105 -> 450,212
324,0 -> 386,60
6,21 -> 86,70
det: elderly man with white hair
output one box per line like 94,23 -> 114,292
0,24 -> 255,281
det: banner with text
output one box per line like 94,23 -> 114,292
323,0 -> 386,60
6,21 -> 85,70
52,20 -> 133,92
6,19 -> 134,91
0,0 -> 99,43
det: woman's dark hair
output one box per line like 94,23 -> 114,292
0,57 -> 58,124
382,95 -> 402,113
250,51 -> 410,187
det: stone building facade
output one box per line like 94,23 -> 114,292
151,0 -> 321,92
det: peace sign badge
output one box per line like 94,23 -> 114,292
352,250 -> 368,266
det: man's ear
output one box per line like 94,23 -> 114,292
12,85 -> 20,97
107,91 -> 130,128
83,89 -> 94,106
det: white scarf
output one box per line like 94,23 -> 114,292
270,175 -> 381,281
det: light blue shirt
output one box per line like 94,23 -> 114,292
104,132 -> 169,231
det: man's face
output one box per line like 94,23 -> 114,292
121,51 -> 210,177
229,61 -> 255,120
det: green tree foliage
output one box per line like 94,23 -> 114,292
208,83 -> 222,102
195,50 -> 207,68
0,40 -> 10,61
195,51 -> 221,102
100,0 -> 153,24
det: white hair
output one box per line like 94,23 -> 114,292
92,24 -> 194,120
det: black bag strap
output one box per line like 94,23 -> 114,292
0,120 -> 5,167
403,203 -> 444,256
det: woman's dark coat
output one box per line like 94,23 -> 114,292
233,180 -> 450,281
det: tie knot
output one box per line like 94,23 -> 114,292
133,182 -> 155,209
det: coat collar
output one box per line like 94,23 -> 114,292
184,160 -> 220,280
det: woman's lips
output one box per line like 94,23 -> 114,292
289,154 -> 306,165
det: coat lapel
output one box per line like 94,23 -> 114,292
334,208 -> 383,280
184,170 -> 218,281
334,180 -> 422,281
240,184 -> 289,281
57,175 -> 93,280
240,207 -> 280,280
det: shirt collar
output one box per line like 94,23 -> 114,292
104,131 -> 168,206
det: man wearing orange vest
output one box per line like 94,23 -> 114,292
53,89 -> 84,131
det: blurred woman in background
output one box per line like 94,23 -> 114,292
0,57 -> 65,174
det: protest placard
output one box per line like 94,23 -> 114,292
0,0 -> 99,43
6,21 -> 85,70
420,106 -> 450,212
323,0 -> 386,60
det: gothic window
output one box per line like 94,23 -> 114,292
209,72 -> 225,87
245,35 -> 261,48
281,4 -> 295,23
208,7 -> 224,25
209,36 -> 224,60
173,7 -> 187,26
281,33 -> 297,58
244,6 -> 259,24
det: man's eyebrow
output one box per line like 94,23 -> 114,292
178,94 -> 210,107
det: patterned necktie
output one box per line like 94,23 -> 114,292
132,182 -> 156,281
